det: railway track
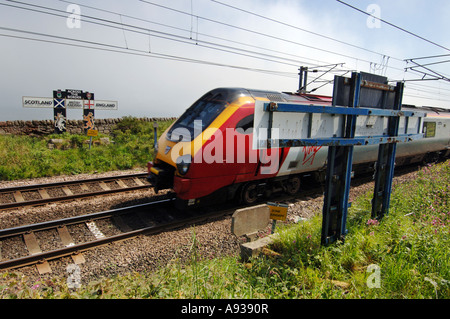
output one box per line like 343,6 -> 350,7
0,173 -> 150,210
0,164 -> 423,274
0,195 -> 234,274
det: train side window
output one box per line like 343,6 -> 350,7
423,122 -> 436,138
236,115 -> 254,134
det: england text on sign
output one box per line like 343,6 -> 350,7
95,100 -> 118,110
22,97 -> 53,108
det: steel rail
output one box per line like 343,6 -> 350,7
0,198 -> 229,271
0,197 -> 174,240
0,173 -> 147,193
0,173 -> 149,210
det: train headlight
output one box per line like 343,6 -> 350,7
176,155 -> 192,175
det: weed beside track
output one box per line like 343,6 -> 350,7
0,118 -> 174,180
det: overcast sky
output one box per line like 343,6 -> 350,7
1,0 -> 450,121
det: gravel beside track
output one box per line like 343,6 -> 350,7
0,167 -> 420,288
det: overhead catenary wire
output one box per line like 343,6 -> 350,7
1,0 -> 450,105
0,0 -> 354,90
136,1 -> 450,99
336,0 -> 450,53
138,0 -> 405,71
4,0 -> 437,82
0,1 -> 338,70
210,0 -> 403,63
55,0 -> 345,69
0,28 -> 300,79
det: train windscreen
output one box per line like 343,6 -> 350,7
167,88 -> 248,142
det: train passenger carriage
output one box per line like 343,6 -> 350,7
147,87 -> 450,208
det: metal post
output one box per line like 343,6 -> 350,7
298,67 -> 303,93
153,121 -> 159,151
371,81 -> 404,220
298,66 -> 308,93
321,72 -> 361,245
271,220 -> 277,234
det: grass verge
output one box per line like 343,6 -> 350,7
0,117 -> 174,180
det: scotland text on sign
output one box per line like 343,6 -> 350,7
22,97 -> 53,108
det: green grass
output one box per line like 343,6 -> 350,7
1,160 -> 449,299
0,117 -> 174,180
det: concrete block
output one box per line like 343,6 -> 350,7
240,235 -> 275,261
231,204 -> 270,238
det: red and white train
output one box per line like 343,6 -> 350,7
147,88 -> 450,207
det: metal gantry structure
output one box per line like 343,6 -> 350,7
257,71 -> 426,245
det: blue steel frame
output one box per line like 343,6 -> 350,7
263,72 -> 425,245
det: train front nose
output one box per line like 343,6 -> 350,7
147,160 -> 175,192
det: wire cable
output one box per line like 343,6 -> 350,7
2,0 -> 449,104
210,0 -> 403,62
0,1 -> 338,70
336,0 -> 450,53
138,0 -> 403,70
0,27 -> 299,78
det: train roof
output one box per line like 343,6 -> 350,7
247,89 -> 450,116
402,104 -> 450,117
211,88 -> 333,105
246,89 -> 332,105
212,88 -> 450,116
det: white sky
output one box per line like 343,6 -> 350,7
1,0 -> 450,121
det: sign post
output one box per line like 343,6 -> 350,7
22,90 -> 118,136
267,202 -> 288,234
153,121 -> 159,151
82,92 -> 95,149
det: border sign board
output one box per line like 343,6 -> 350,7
22,90 -> 118,135
22,97 -> 107,110
22,92 -> 118,110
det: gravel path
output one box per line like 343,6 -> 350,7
0,167 -> 420,287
